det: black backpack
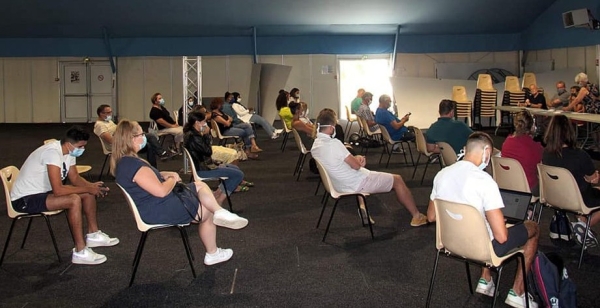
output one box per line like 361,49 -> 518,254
347,133 -> 380,148
528,251 -> 577,308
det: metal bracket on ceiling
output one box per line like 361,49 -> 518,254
102,27 -> 116,74
252,26 -> 258,64
391,25 -> 400,76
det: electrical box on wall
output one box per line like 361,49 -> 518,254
562,8 -> 598,29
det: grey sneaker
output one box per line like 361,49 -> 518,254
72,247 -> 107,265
86,230 -> 120,248
204,248 -> 233,265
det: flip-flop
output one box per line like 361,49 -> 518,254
251,147 -> 263,153
235,185 -> 250,192
241,181 -> 255,187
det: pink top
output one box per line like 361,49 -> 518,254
501,134 -> 543,190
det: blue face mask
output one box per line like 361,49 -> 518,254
69,143 -> 85,157
159,98 -> 165,106
139,135 -> 147,150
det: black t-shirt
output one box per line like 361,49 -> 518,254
542,147 -> 596,200
527,92 -> 547,109
149,106 -> 176,129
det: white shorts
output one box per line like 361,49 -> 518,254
356,171 -> 394,194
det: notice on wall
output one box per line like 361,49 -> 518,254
70,71 -> 80,83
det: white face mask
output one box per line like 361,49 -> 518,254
188,101 -> 194,107
237,98 -> 241,103
317,123 -> 335,138
104,115 -> 112,122
478,146 -> 489,170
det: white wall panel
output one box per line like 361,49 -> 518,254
526,46 -> 598,84
32,58 -> 60,123
143,57 -> 173,120
551,49 -> 567,70
170,57 -> 184,114
228,56 -> 253,107
201,56 -> 227,98
283,55 -> 311,107
4,59 -> 32,123
117,57 -> 144,121
310,55 -> 337,115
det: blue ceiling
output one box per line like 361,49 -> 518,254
2,0 -> 557,38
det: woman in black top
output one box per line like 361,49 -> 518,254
210,98 -> 260,159
542,115 -> 599,246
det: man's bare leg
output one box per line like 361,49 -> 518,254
46,194 -> 85,251
392,174 -> 422,219
512,221 -> 539,295
80,193 -> 99,234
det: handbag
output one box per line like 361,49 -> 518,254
172,182 -> 202,222
227,141 -> 248,161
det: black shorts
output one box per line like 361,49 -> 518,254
492,222 -> 528,257
12,192 -> 51,214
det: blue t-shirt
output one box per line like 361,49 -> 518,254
115,156 -> 198,225
375,108 -> 407,141
222,103 -> 242,124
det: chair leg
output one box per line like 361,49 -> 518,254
281,133 -> 289,152
178,226 -> 196,278
21,217 -> 33,249
412,154 -> 422,179
521,254 -> 530,308
379,143 -> 387,165
220,179 -> 233,212
316,193 -> 330,229
464,261 -> 473,294
314,179 -> 321,196
293,153 -> 302,176
130,232 -> 149,287
322,193 -> 329,205
491,266 -> 503,308
99,154 -> 109,181
0,219 -> 18,266
322,199 -> 341,242
43,215 -> 62,263
578,215 -> 592,269
420,158 -> 430,185
407,143 -> 415,166
400,142 -> 408,166
297,154 -> 307,181
360,195 -> 374,240
425,251 -> 441,308
344,121 -> 351,140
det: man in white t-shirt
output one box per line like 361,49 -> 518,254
10,126 -> 119,265
310,110 -> 427,227
94,104 -> 171,168
428,132 -> 539,308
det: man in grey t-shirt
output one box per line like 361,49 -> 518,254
549,81 -> 570,108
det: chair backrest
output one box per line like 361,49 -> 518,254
452,86 -> 470,102
378,123 -> 395,145
291,129 -> 309,154
148,121 -> 158,134
183,148 -> 201,182
505,76 -> 522,93
44,138 -> 57,144
412,127 -> 430,156
345,105 -> 355,121
522,72 -> 537,89
357,116 -> 381,137
97,135 -> 112,155
537,164 -> 590,214
211,119 -> 226,140
314,158 -> 342,199
1,166 -> 21,218
437,142 -> 457,167
434,199 -> 495,264
477,74 -> 494,91
491,157 -> 531,193
116,183 -> 158,232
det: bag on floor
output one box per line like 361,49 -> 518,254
549,210 -> 571,241
528,251 -> 577,308
227,141 -> 248,161
347,133 -> 380,148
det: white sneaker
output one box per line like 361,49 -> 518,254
505,289 -> 538,308
204,248 -> 233,265
213,209 -> 248,229
271,132 -> 280,139
275,129 -> 284,134
86,230 -> 120,248
475,278 -> 495,297
72,247 -> 107,265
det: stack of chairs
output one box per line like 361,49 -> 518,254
451,86 -> 472,127
472,74 -> 497,129
496,76 -> 526,134
521,72 -> 544,96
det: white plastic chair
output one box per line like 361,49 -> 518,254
116,184 -> 195,287
97,136 -> 112,181
314,159 -> 373,242
426,199 -> 529,308
210,120 -> 239,147
291,129 -> 311,181
379,124 -> 413,167
0,166 -> 64,265
183,148 -> 233,212
411,127 -> 442,185
437,142 -> 457,167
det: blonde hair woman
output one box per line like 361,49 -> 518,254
111,119 -> 248,265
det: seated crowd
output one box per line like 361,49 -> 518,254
5,79 -> 600,308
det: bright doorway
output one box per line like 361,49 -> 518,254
338,58 -> 394,120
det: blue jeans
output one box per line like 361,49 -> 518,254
197,164 -> 244,195
224,123 -> 255,149
250,114 -> 276,136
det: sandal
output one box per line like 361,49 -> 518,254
251,146 -> 263,153
235,185 -> 250,192
247,153 -> 259,159
241,181 -> 254,187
